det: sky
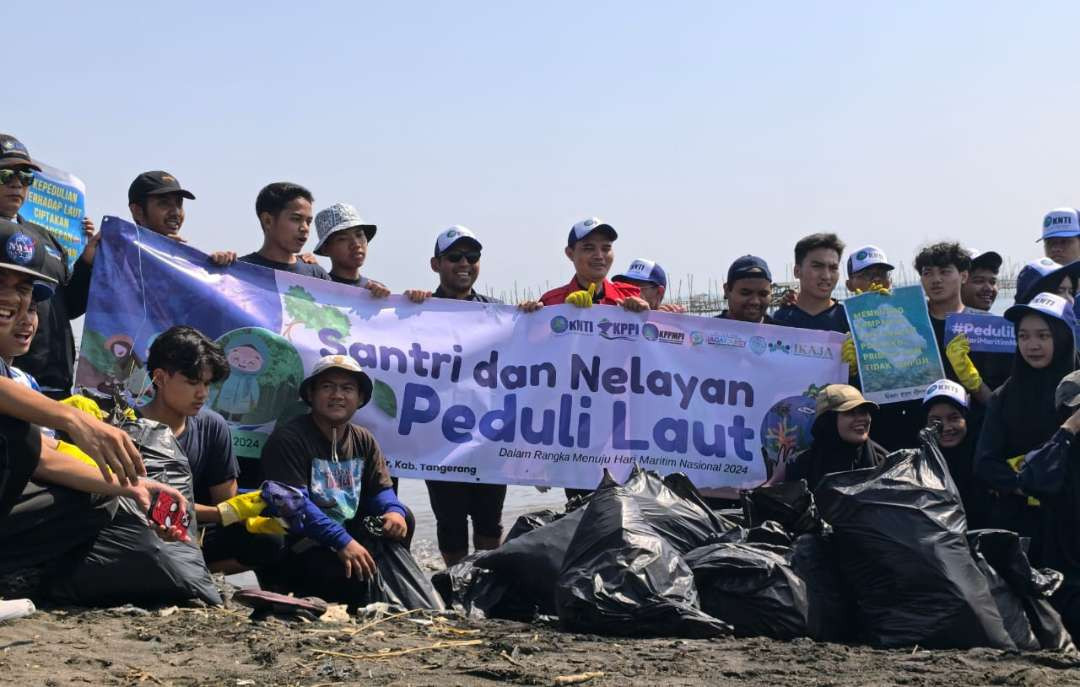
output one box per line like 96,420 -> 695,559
6,2 -> 1079,302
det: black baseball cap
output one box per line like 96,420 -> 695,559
0,219 -> 58,301
128,171 -> 196,204
970,249 -> 1003,272
0,134 -> 42,172
726,255 -> 772,284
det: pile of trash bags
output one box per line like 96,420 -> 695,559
434,431 -> 1077,650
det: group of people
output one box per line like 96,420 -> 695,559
3,130 -> 1080,635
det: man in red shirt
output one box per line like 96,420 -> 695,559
539,217 -> 649,311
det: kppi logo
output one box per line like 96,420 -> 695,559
597,318 -> 639,341
549,315 -> 593,335
641,322 -> 685,345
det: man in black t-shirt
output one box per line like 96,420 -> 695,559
772,233 -> 849,333
210,182 -> 329,279
313,202 -> 390,296
403,226 -> 508,565
260,355 -> 411,598
717,255 -> 775,324
138,326 -> 284,573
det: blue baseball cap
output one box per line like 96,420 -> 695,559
1004,291 -> 1077,330
1039,208 -> 1080,242
567,217 -> 617,247
1014,257 -> 1080,304
613,258 -> 667,288
726,255 -> 772,285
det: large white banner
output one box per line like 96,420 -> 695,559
79,218 -> 847,491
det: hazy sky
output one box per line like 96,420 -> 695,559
6,2 -> 1077,301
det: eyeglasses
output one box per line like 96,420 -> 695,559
443,251 -> 481,264
0,169 -> 34,187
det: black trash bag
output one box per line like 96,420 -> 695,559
969,529 -> 1076,652
555,474 -> 732,638
972,552 -> 1039,650
742,480 -> 826,536
815,429 -> 1014,650
622,466 -> 739,554
431,552 -> 533,620
355,516 -> 444,611
49,419 -> 221,606
504,508 -> 563,543
479,507 -> 586,616
715,508 -> 747,527
745,521 -> 792,546
685,542 -> 809,639
790,533 -> 855,642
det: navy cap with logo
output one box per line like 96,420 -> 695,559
726,255 -> 772,284
567,217 -> 617,247
0,219 -> 58,301
434,225 -> 482,257
613,258 -> 667,288
128,171 -> 196,205
1014,257 -> 1080,304
1004,291 -> 1077,330
0,134 -> 42,172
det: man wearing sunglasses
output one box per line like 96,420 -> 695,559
0,134 -> 95,399
403,226 -> 517,565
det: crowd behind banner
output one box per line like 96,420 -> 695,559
2,130 -> 1080,646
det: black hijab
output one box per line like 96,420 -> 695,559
999,315 -> 1077,456
789,409 -> 890,489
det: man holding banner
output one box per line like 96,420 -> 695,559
1,134 -> 94,398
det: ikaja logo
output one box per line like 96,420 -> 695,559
597,318 -> 639,341
791,342 -> 834,359
550,315 -> 593,335
641,322 -> 685,344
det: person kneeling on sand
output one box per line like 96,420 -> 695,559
259,355 -> 412,603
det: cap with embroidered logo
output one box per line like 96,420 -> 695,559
923,379 -> 969,409
1004,291 -> 1077,330
0,134 -> 41,172
567,217 -> 617,247
434,225 -> 482,257
1014,257 -> 1080,304
846,245 -> 894,277
128,170 -> 195,205
613,258 -> 667,288
0,219 -> 58,301
1039,208 -> 1080,242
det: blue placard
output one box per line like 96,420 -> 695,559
944,312 -> 1015,354
17,162 -> 87,271
844,285 -> 946,405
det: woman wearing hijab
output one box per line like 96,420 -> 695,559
923,379 -> 993,529
774,384 -> 890,490
1015,370 -> 1080,637
974,292 -> 1078,564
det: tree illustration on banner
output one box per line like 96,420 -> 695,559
282,285 -> 350,341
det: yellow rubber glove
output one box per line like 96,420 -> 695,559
244,516 -> 288,535
1006,454 -> 1041,507
841,334 -> 857,377
564,282 -> 597,308
60,395 -> 107,421
853,284 -> 892,297
945,333 -> 983,393
56,439 -> 102,470
217,490 -> 267,526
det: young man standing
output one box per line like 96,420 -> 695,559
403,226 -> 508,565
961,250 -> 1002,312
210,182 -> 329,279
845,245 -> 894,294
611,259 -> 686,312
313,203 -> 389,297
1,134 -> 95,398
1041,208 -> 1080,267
772,233 -> 848,333
138,326 -> 283,573
718,255 -> 774,324
539,218 -> 649,312
127,171 -> 195,241
260,356 -> 411,602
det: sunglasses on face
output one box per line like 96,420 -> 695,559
0,169 -> 34,186
443,251 -> 481,264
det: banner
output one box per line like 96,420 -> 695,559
845,285 -> 945,405
944,312 -> 1015,353
17,162 -> 87,270
76,217 -> 847,490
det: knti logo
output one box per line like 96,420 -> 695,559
597,318 -> 639,341
642,322 -> 686,345
550,315 -> 594,335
